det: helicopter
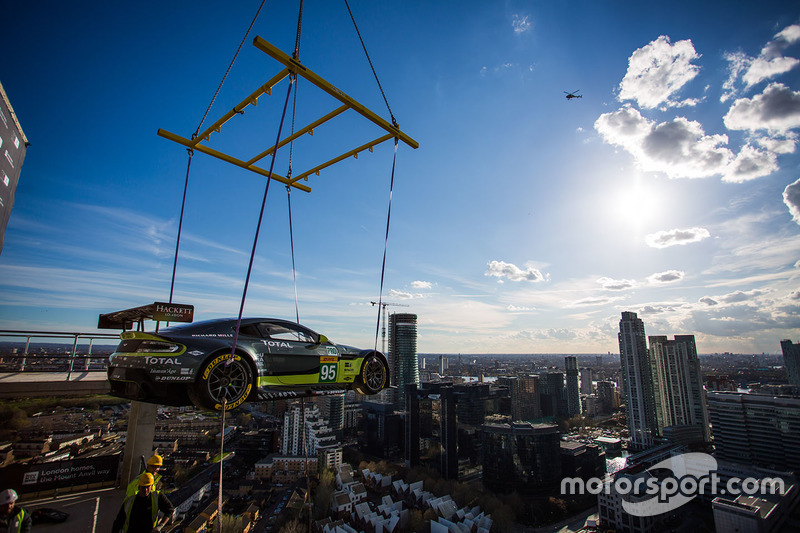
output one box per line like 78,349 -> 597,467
564,90 -> 582,100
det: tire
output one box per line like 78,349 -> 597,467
189,353 -> 254,411
356,353 -> 388,395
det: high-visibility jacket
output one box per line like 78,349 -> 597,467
125,471 -> 163,497
121,492 -> 159,532
2,507 -> 31,533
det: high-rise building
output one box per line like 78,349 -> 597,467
281,404 -> 336,457
0,82 -> 29,255
405,383 -> 458,479
618,311 -> 659,450
596,381 -> 616,414
389,313 -> 418,409
565,356 -> 581,417
707,392 -> 800,472
581,367 -> 594,395
510,376 -> 541,422
781,339 -> 800,393
649,335 -> 710,442
481,422 -> 561,495
540,372 -> 565,419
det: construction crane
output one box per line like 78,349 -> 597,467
370,301 -> 409,354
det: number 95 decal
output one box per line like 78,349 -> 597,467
319,363 -> 337,382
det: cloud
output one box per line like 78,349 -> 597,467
722,24 -> 800,101
743,24 -> 800,87
597,277 -> 637,291
485,260 -> 546,283
506,305 -> 535,312
756,133 -> 798,154
784,178 -> 800,224
647,270 -> 685,284
699,297 -> 718,306
724,83 -> 800,133
595,107 -> 733,178
722,144 -> 779,182
410,281 -> 432,289
512,14 -> 531,34
571,296 -> 626,307
645,227 -> 710,248
618,36 -> 701,109
717,289 -> 768,303
387,289 -> 425,300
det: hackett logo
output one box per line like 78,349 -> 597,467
152,301 -> 194,323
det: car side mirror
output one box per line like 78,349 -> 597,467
318,334 -> 330,345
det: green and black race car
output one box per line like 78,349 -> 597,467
107,317 -> 389,410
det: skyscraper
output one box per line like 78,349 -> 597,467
389,313 -> 418,409
581,367 -> 594,395
618,311 -> 659,450
565,356 -> 581,417
781,339 -> 800,393
649,335 -> 710,441
540,372 -> 565,419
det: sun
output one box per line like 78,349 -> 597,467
611,178 -> 660,231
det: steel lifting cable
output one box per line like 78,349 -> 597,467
286,0 -> 305,326
373,139 -> 400,353
340,0 -> 403,351
343,0 -> 398,128
168,0 -> 268,304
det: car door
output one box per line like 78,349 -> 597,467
258,322 -> 330,385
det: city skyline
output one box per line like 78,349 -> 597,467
1,2 -> 799,355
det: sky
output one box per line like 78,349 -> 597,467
1,1 -> 799,355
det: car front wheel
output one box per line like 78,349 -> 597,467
189,353 -> 254,411
356,353 -> 388,395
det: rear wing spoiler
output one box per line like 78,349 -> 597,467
98,302 -> 194,331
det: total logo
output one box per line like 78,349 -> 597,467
146,357 -> 181,365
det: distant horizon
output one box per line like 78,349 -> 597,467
0,339 -> 784,358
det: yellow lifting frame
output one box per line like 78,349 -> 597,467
157,36 -> 418,193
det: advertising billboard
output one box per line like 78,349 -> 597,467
0,454 -> 120,494
0,81 -> 28,255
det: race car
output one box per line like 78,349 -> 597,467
106,317 -> 389,410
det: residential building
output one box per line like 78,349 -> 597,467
618,311 -> 659,450
649,335 -> 710,442
510,376 -> 541,422
781,339 -> 800,394
389,313 -> 419,410
540,372 -> 565,419
281,404 -> 336,457
581,367 -> 594,394
707,392 -> 800,472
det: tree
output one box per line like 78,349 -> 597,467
280,518 -> 306,533
213,514 -> 247,533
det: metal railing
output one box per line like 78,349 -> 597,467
0,330 -> 120,377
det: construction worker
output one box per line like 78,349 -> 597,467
126,454 -> 164,497
0,489 -> 32,533
112,473 -> 173,533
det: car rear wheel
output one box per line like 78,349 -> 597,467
189,353 -> 254,411
356,353 -> 388,395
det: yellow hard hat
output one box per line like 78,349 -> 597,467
147,455 -> 163,467
138,473 -> 155,487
